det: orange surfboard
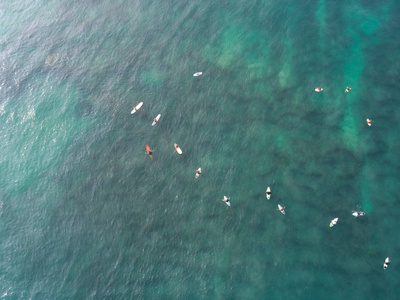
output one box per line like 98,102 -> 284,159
146,144 -> 153,158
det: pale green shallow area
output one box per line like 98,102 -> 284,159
0,0 -> 400,299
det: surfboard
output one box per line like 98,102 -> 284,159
352,212 -> 358,217
131,102 -> 143,114
223,196 -> 231,206
384,257 -> 390,269
152,114 -> 161,126
278,204 -> 285,215
195,168 -> 202,178
330,218 -> 338,227
146,144 -> 153,158
174,143 -> 182,155
193,72 -> 202,77
266,187 -> 271,200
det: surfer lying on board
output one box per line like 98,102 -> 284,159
195,168 -> 202,178
384,257 -> 390,270
266,187 -> 271,199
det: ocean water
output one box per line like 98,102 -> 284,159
1,0 -> 400,298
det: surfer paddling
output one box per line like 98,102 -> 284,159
352,211 -> 366,217
195,168 -> 202,178
278,204 -> 285,215
146,144 -> 154,158
383,257 -> 390,270
174,143 -> 183,154
345,86 -> 352,93
366,119 -> 373,126
222,196 -> 231,206
266,187 -> 271,200
330,218 -> 338,227
315,87 -> 323,92
152,114 -> 161,126
131,102 -> 143,114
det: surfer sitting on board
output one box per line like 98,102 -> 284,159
345,87 -> 352,93
222,196 -> 231,206
366,119 -> 373,126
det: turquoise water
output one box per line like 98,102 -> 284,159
1,0 -> 400,298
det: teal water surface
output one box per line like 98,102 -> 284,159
1,0 -> 400,299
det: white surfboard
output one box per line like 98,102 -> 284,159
193,72 -> 202,77
366,119 -> 372,126
266,187 -> 271,200
384,257 -> 390,269
278,204 -> 285,215
352,212 -> 358,217
174,143 -> 182,155
330,217 -> 338,227
131,102 -> 143,114
223,196 -> 231,206
152,114 -> 161,126
195,168 -> 202,178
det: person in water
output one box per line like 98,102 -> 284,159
315,87 -> 323,92
366,119 -> 373,125
195,168 -> 202,178
345,87 -> 352,93
266,189 -> 271,197
353,211 -> 365,217
153,117 -> 158,123
279,206 -> 285,212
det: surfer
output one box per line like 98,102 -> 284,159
278,205 -> 285,214
131,102 -> 143,114
146,144 -> 154,158
222,196 -> 231,206
266,187 -> 271,200
195,168 -> 202,178
384,257 -> 390,270
366,119 -> 373,126
345,87 -> 352,93
174,143 -> 182,154
153,117 -> 158,124
330,218 -> 338,227
315,87 -> 323,92
352,211 -> 365,217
